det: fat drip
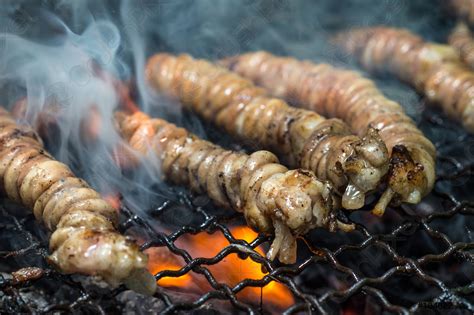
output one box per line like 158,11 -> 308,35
221,51 -> 437,215
115,111 -> 355,264
0,107 -> 155,295
145,54 -> 390,211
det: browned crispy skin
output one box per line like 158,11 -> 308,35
220,51 -> 437,215
11,267 -> 44,284
449,22 -> 474,69
115,111 -> 354,264
0,107 -> 153,293
449,0 -> 474,26
145,53 -> 390,210
333,26 -> 474,133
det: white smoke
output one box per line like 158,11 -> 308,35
0,3 -> 168,217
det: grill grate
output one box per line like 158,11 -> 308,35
0,107 -> 473,314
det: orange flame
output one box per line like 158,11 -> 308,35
146,226 -> 294,310
146,247 -> 193,288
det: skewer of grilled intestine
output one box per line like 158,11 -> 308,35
449,22 -> 474,69
448,0 -> 474,27
333,26 -> 474,133
115,110 -> 354,264
145,54 -> 390,210
0,106 -> 155,294
220,51 -> 436,216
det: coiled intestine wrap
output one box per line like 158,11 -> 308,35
145,53 -> 390,211
221,51 -> 436,215
0,107 -> 154,294
115,110 -> 354,264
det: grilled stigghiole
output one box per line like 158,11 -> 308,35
220,51 -> 436,216
145,54 -> 389,210
333,26 -> 474,133
449,22 -> 474,69
0,107 -> 155,295
115,111 -> 354,264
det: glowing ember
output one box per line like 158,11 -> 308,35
146,226 -> 294,309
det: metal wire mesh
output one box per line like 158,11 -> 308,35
0,105 -> 473,314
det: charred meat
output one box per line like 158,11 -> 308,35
145,53 -> 389,210
115,110 -> 355,264
221,51 -> 436,215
